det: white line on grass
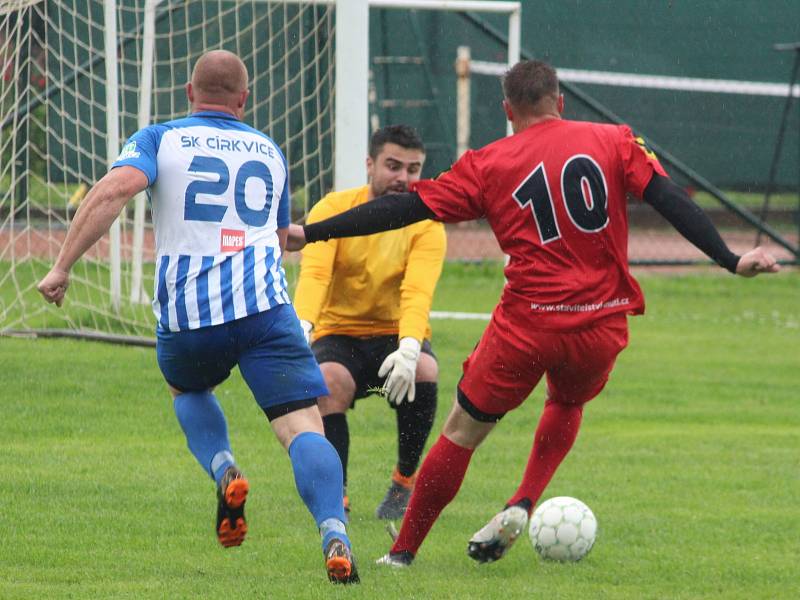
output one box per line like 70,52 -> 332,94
430,310 -> 491,320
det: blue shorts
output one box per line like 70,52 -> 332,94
156,303 -> 328,419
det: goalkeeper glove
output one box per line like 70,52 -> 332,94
299,320 -> 313,345
378,337 -> 421,405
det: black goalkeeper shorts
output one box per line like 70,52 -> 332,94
311,334 -> 435,402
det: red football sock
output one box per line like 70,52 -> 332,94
506,399 -> 584,511
391,435 -> 474,556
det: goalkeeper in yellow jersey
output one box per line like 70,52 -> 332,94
294,125 -> 446,520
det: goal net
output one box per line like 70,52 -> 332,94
1,0 -> 335,340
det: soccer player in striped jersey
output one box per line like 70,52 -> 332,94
286,59 -> 780,568
294,125 -> 446,520
37,50 -> 358,584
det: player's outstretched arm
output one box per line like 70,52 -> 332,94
37,166 -> 148,307
643,174 -> 779,276
299,192 -> 435,247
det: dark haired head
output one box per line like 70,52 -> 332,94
369,125 -> 425,159
502,60 -> 559,115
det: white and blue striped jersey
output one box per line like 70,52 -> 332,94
112,111 -> 291,332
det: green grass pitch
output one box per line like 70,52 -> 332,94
1,264 -> 798,599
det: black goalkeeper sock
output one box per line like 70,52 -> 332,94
395,382 -> 437,478
322,412 -> 350,487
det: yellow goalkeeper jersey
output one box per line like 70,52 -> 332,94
294,185 -> 446,342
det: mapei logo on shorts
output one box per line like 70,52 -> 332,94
116,141 -> 140,161
221,228 -> 245,252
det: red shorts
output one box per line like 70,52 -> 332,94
459,307 -> 629,417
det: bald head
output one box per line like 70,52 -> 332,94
187,50 -> 249,117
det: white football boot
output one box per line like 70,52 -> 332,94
467,505 -> 529,563
375,551 -> 414,567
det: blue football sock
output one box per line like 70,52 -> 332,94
173,391 -> 235,485
288,431 -> 349,549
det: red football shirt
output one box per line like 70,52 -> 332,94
414,118 -> 668,331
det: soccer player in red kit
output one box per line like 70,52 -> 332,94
287,60 -> 779,567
